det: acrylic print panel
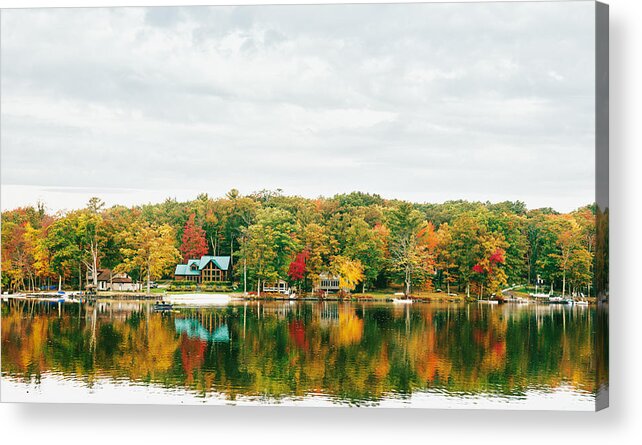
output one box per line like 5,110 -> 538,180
0,1 -> 608,410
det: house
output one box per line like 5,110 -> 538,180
317,272 -> 341,293
86,268 -> 139,292
262,280 -> 290,294
174,256 -> 231,283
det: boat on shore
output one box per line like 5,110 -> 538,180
392,296 -> 413,304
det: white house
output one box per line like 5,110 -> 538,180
262,280 -> 290,294
317,273 -> 341,293
87,269 -> 140,292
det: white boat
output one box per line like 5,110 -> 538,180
505,297 -> 529,304
164,293 -> 231,306
392,298 -> 413,304
576,300 -> 589,306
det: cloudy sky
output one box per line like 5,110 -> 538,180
1,2 -> 596,213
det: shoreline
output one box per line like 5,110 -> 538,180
1,291 -> 599,305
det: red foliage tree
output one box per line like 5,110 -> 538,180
473,248 -> 505,275
489,248 -> 505,265
287,250 -> 309,281
179,213 -> 208,261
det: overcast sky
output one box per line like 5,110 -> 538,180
1,2 -> 596,213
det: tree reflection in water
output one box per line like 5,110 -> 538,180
1,299 -> 605,405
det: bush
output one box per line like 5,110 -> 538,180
168,281 -> 197,292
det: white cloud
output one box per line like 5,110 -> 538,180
0,2 -> 596,212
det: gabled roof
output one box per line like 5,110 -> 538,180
174,256 -> 231,276
198,256 -> 231,271
96,269 -> 111,281
174,264 -> 200,276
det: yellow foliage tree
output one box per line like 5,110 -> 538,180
117,222 -> 180,293
330,255 -> 364,292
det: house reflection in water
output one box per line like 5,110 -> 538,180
174,318 -> 230,342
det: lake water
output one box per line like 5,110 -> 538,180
1,298 -> 606,410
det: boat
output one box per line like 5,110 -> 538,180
548,296 -> 564,303
392,298 -> 413,304
153,302 -> 174,312
504,297 -> 529,304
576,300 -> 589,306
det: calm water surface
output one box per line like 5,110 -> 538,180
1,298 -> 606,409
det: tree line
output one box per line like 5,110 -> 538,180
1,190 -> 598,297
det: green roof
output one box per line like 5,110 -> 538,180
174,256 -> 231,276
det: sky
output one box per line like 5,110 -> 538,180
0,2 -> 596,213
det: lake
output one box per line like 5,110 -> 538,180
0,298 -> 606,410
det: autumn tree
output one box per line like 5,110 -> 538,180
387,203 -> 437,296
343,217 -> 387,292
546,215 -> 589,297
299,222 -> 331,291
472,245 -> 507,298
435,223 -> 456,294
118,222 -> 180,294
179,213 -> 208,261
450,213 -> 486,298
287,250 -> 309,291
239,208 -> 298,296
329,255 -> 364,292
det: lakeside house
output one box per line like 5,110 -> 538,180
86,268 -> 140,292
262,280 -> 290,294
318,273 -> 341,293
174,255 -> 231,283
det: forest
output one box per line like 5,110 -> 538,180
1,190 -> 601,298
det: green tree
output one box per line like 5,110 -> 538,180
239,208 -> 298,295
387,203 -> 436,296
449,213 -> 486,298
298,222 -> 331,291
343,217 -> 387,292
